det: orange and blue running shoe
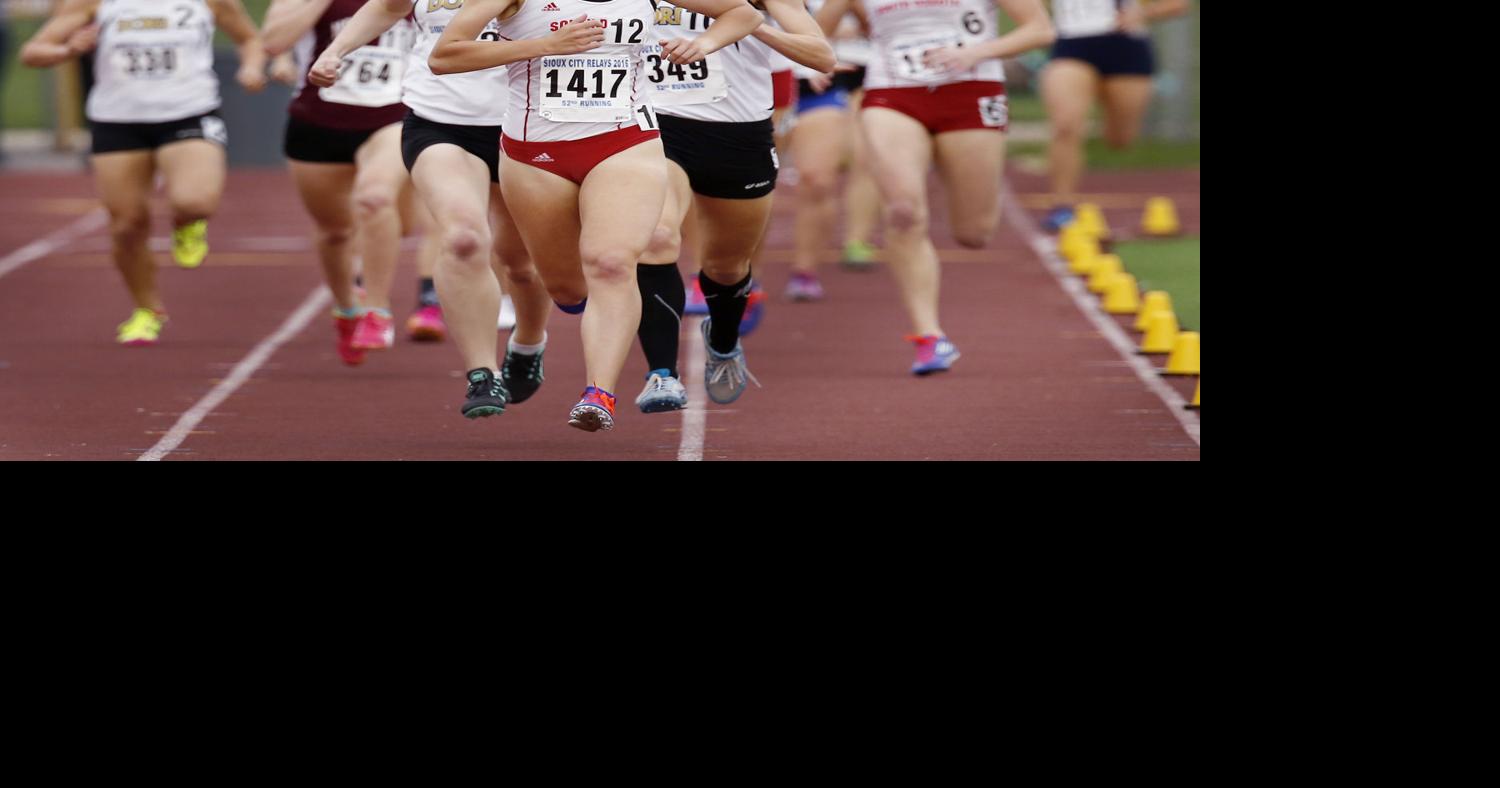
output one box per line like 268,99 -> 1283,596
684,277 -> 709,316
909,335 -> 961,376
568,386 -> 617,432
334,312 -> 366,366
740,280 -> 767,336
406,304 -> 447,343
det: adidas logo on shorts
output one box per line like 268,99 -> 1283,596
543,2 -> 560,10
533,153 -> 555,163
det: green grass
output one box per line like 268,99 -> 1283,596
1009,137 -> 1200,170
1115,237 -> 1200,331
2,18 -> 49,129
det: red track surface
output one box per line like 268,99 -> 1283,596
0,167 -> 1200,460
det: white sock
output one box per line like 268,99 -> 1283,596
509,332 -> 547,356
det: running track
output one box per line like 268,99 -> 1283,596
0,167 -> 1200,460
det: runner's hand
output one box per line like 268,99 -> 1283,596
308,49 -> 344,88
1117,4 -> 1148,34
807,72 -> 833,94
238,60 -> 268,93
270,53 -> 300,87
546,16 -> 606,55
661,37 -> 708,66
925,45 -> 978,74
65,24 -> 100,56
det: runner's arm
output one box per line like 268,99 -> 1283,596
665,0 -> 763,64
208,0 -> 268,93
812,0 -> 852,36
307,0 -> 411,87
19,0 -> 100,68
262,0 -> 336,55
429,1 -> 605,75
753,0 -> 836,73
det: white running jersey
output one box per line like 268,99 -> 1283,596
500,0 -> 658,142
1053,0 -> 1125,39
650,1 -> 773,124
405,0 -> 509,125
863,0 -> 1005,90
87,0 -> 220,123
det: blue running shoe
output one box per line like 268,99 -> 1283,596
635,369 -> 688,413
739,280 -> 767,336
1042,206 -> 1076,234
909,335 -> 961,376
702,318 -> 760,404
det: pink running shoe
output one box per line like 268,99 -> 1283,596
406,304 -> 447,343
352,310 -> 395,351
785,272 -> 825,302
335,314 -> 366,367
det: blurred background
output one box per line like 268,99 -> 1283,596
2,0 -> 1199,169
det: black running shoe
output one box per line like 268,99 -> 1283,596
462,368 -> 509,419
501,348 -> 545,404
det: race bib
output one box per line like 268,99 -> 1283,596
888,32 -> 966,83
109,44 -> 183,81
319,45 -> 406,108
540,55 -> 636,123
646,47 -> 728,107
979,94 -> 1008,128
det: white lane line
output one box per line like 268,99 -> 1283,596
0,209 -> 108,280
137,286 -> 330,461
678,316 -> 707,461
1001,180 -> 1201,447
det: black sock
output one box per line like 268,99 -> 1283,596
700,270 -> 752,354
418,277 -> 439,307
637,263 -> 685,378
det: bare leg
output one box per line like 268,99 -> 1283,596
91,150 -> 161,311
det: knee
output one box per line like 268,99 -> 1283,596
1053,118 -> 1088,143
109,211 -> 150,242
442,224 -> 488,265
547,282 -> 588,305
580,248 -> 635,286
886,199 -> 927,235
954,221 -> 997,250
171,192 -> 218,221
316,224 -> 354,249
954,210 -> 999,249
799,167 -> 839,202
496,248 -> 539,285
352,184 -> 397,221
701,254 -> 749,283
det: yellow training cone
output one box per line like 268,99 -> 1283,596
1186,381 -> 1199,410
1069,240 -> 1102,275
1162,331 -> 1200,375
1141,197 -> 1181,237
1136,291 -> 1173,331
1075,203 -> 1110,239
1104,274 -> 1142,314
1087,254 -> 1123,293
1059,224 -> 1089,259
1138,309 -> 1179,353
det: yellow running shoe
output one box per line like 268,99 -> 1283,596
117,308 -> 166,347
172,220 -> 209,268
